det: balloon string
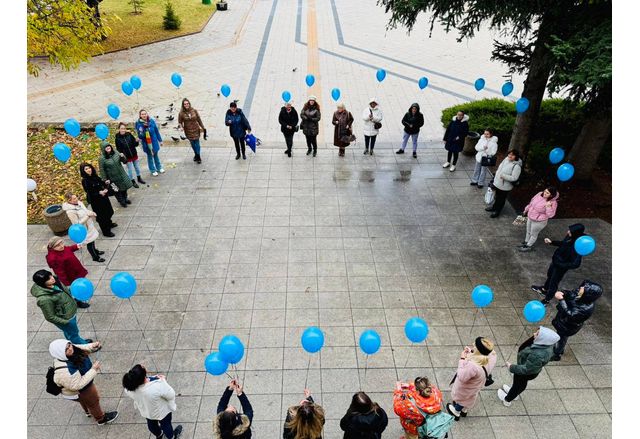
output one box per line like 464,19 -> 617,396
469,308 -> 480,338
363,354 -> 369,391
128,298 -> 160,374
304,355 -> 311,390
225,371 -> 235,380
403,347 -> 412,369
506,325 -> 529,365
85,310 -> 100,361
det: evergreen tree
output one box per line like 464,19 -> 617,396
163,1 -> 181,30
129,0 -> 144,15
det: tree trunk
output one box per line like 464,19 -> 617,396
567,112 -> 611,181
508,17 -> 556,157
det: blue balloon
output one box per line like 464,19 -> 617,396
68,224 -> 87,243
331,88 -> 341,101
474,78 -> 485,91
305,74 -> 315,87
64,118 -> 81,137
70,278 -> 94,302
204,352 -> 229,376
549,147 -> 565,165
219,335 -> 244,364
359,330 -> 381,355
471,285 -> 494,308
404,317 -> 429,343
557,163 -> 575,182
418,77 -> 429,90
376,69 -> 386,82
121,81 -> 134,96
107,103 -> 120,120
53,143 -> 71,163
515,97 -> 530,113
171,73 -> 182,88
110,272 -> 137,299
130,75 -> 142,90
574,236 -> 596,256
523,301 -> 546,323
95,123 -> 109,140
220,84 -> 231,98
282,90 -> 292,103
301,327 -> 325,353
501,82 -> 514,96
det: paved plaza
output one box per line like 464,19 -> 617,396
27,1 -> 612,438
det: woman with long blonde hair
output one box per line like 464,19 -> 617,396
446,337 -> 497,419
283,389 -> 325,439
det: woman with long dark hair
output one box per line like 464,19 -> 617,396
115,122 -> 145,187
79,162 -> 116,237
283,389 -> 325,439
213,380 -> 253,439
178,98 -> 206,163
340,392 -> 388,439
518,186 -> 559,252
49,338 -> 117,425
123,364 -> 183,439
135,109 -> 165,176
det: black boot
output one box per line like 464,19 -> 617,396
307,147 -> 312,155
137,175 -> 146,185
195,154 -> 202,164
131,179 -> 139,188
313,147 -> 317,157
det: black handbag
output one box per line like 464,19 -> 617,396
374,122 -> 382,130
481,155 -> 497,167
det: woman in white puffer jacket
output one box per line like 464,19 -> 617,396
470,129 -> 498,189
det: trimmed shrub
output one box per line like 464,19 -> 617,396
163,1 -> 181,30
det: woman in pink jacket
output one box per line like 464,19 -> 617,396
518,186 -> 559,252
446,337 -> 497,420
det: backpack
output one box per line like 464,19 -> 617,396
408,396 -> 455,439
46,366 -> 66,396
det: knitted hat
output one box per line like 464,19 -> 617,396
369,97 -> 377,104
474,337 -> 493,356
49,339 -> 70,361
47,236 -> 64,249
308,95 -> 317,101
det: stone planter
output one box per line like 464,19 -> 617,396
43,204 -> 71,236
463,131 -> 481,156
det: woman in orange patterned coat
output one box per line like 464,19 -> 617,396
393,377 -> 443,439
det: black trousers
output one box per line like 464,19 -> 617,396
305,134 -> 318,151
543,263 -> 569,301
284,134 -> 294,151
232,137 -> 246,156
492,187 -> 509,215
447,150 -> 459,165
364,135 -> 377,150
86,242 -> 99,260
146,412 -> 174,439
114,190 -> 128,206
96,217 -> 111,235
554,334 -> 570,356
506,373 -> 538,402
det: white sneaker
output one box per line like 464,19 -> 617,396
449,165 -> 456,172
159,168 -> 165,174
497,389 -> 512,407
502,384 -> 519,400
152,172 -> 158,176
442,162 -> 450,168
446,403 -> 461,418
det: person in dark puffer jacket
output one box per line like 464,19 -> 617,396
340,392 -> 388,439
531,223 -> 585,305
213,380 -> 253,439
551,280 -> 603,361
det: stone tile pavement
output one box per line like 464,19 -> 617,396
27,0 -> 526,145
27,145 -> 612,438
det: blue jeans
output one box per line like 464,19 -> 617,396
147,412 -> 174,439
471,161 -> 488,186
146,152 -> 162,173
188,139 -> 201,156
401,132 -> 419,151
54,316 -> 87,344
125,159 -> 141,179
454,402 -> 464,412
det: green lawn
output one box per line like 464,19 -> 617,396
97,0 -> 215,54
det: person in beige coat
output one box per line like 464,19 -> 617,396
62,192 -> 105,262
123,364 -> 183,439
49,339 -> 118,425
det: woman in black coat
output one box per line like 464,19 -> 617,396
340,392 -> 388,439
80,163 -> 116,237
279,102 -> 299,157
115,122 -> 145,188
531,223 -> 585,304
551,280 -> 603,361
442,110 -> 469,172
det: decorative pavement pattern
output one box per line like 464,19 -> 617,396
27,1 -> 611,438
